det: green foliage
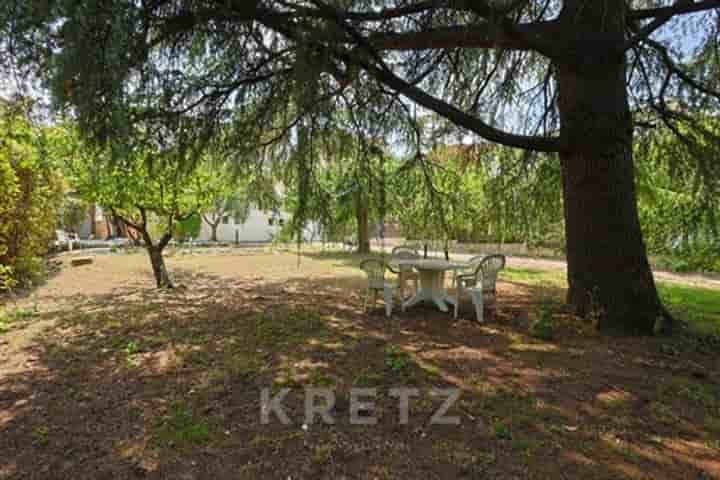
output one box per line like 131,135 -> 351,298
657,282 -> 720,343
32,426 -> 50,446
70,151 -> 189,239
64,126 -> 231,287
124,340 -> 140,356
635,116 -> 720,264
174,214 -> 201,241
196,161 -> 270,240
655,245 -> 720,274
0,306 -> 39,334
530,298 -> 556,341
0,314 -> 9,334
0,265 -> 16,292
58,195 -> 88,233
66,135 -> 219,248
491,418 -> 512,440
155,403 -> 211,447
278,126 -> 389,245
392,144 -> 564,247
0,100 -> 66,289
384,345 -> 411,371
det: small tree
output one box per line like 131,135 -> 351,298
68,144 -> 214,288
196,160 -> 278,242
197,169 -> 250,242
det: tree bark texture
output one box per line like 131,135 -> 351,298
556,0 -> 670,334
147,245 -> 174,289
356,198 -> 371,254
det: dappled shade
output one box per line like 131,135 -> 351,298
1,250 -> 718,478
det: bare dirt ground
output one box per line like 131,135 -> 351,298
1,249 -> 719,479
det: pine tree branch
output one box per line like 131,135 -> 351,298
370,21 -> 559,54
629,0 -> 720,20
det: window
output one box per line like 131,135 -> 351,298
268,218 -> 275,226
278,218 -> 285,226
222,215 -> 230,225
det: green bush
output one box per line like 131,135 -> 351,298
0,101 -> 66,290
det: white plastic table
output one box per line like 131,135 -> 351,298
395,259 -> 468,312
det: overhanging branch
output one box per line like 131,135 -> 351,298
359,59 -> 560,152
646,38 -> 720,102
629,0 -> 720,20
369,20 -> 559,56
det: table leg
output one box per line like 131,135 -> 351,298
402,291 -> 424,310
441,293 -> 457,306
432,296 -> 449,312
403,270 -> 455,312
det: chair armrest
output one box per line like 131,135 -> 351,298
386,263 -> 400,274
455,273 -> 478,286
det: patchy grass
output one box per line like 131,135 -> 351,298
0,305 -> 39,334
253,309 -> 330,347
154,403 -> 211,447
501,267 -> 567,290
384,345 -> 411,372
0,250 -> 719,479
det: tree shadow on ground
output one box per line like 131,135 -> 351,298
1,265 -> 719,479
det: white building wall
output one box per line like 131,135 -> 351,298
198,207 -> 321,243
198,208 -> 284,243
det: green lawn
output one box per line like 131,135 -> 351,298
501,268 -> 720,337
657,282 -> 720,337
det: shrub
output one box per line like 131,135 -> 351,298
0,100 -> 66,290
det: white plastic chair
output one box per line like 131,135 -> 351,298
387,246 -> 420,304
360,259 -> 395,317
454,254 -> 506,322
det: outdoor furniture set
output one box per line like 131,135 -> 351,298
359,245 -> 506,322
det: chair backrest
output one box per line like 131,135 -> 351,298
360,258 -> 387,289
480,254 -> 506,293
391,246 -> 419,258
466,255 -> 485,273
390,247 -> 419,272
391,246 -> 420,259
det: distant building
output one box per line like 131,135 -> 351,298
197,207 -> 319,243
67,195 -> 317,244
70,200 -> 126,239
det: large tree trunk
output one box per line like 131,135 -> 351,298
147,246 -> 174,289
356,200 -> 370,254
210,223 -> 219,242
556,1 -> 671,334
